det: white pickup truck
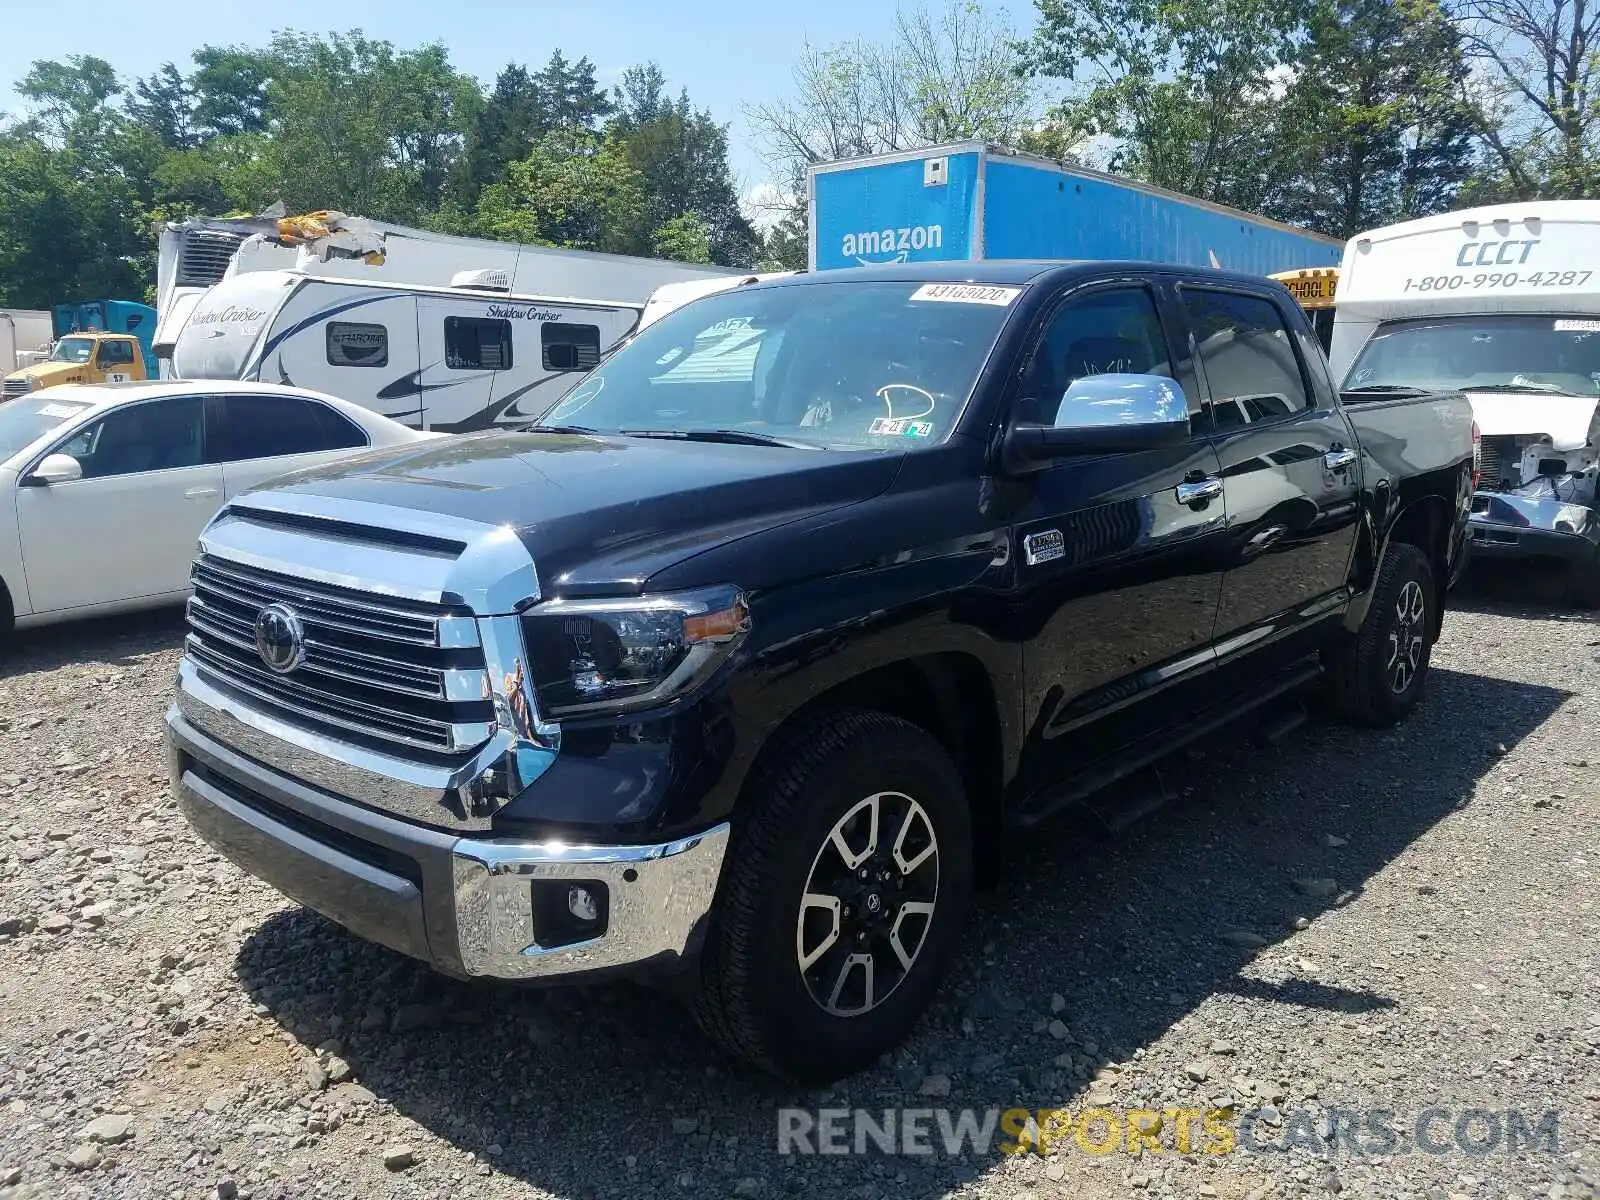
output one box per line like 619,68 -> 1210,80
1331,200 -> 1600,601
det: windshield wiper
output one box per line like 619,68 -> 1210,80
1342,384 -> 1429,394
522,423 -> 601,435
618,428 -> 822,449
1465,382 -> 1590,397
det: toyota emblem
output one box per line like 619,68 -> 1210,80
254,603 -> 306,674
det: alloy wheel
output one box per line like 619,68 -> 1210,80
795,791 -> 940,1017
1386,578 -> 1427,695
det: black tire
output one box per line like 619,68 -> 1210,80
692,709 -> 973,1083
1324,542 -> 1436,727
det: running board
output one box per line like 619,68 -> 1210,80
1014,658 -> 1324,829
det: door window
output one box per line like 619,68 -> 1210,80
541,322 -> 601,372
97,340 -> 136,367
444,317 -> 512,371
213,393 -> 367,462
1182,290 -> 1312,427
1023,288 -> 1174,425
54,396 -> 204,478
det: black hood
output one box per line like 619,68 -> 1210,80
251,431 -> 904,595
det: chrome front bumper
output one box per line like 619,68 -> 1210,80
167,702 -> 729,981
1469,492 -> 1600,561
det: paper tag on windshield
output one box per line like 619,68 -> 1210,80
909,284 -> 1021,306
39,403 -> 87,418
1555,319 -> 1600,332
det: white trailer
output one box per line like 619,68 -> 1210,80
0,309 -> 53,373
1332,200 -> 1600,597
171,268 -> 646,432
154,211 -> 729,379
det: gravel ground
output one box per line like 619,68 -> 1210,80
0,580 -> 1597,1200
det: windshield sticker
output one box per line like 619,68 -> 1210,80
909,284 -> 1021,307
38,403 -> 88,419
1555,319 -> 1600,332
868,416 -> 934,438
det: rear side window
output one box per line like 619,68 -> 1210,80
214,394 -> 367,462
445,317 -> 512,371
541,322 -> 601,372
1183,289 -> 1311,425
326,322 -> 389,368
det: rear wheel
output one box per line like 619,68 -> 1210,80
692,709 -> 972,1082
1324,542 -> 1436,727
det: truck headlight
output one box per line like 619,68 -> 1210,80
521,586 -> 750,718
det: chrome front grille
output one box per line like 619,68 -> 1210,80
2,379 -> 28,398
185,554 -> 492,755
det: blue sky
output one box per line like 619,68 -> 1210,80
2,0 -> 1045,203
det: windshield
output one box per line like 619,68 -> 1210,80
49,337 -> 95,365
0,395 -> 94,460
535,281 -> 1020,449
1346,315 -> 1600,396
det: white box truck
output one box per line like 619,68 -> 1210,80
1331,201 -> 1600,600
0,309 -> 53,375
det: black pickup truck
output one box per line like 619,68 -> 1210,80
167,262 -> 1475,1082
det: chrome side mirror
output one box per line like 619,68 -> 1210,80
1008,374 -> 1192,468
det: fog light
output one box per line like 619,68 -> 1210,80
567,886 -> 598,922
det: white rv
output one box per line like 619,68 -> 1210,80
1332,201 -> 1600,600
171,268 -> 651,432
155,211 -> 729,387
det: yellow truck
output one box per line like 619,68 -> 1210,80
1,330 -> 152,398
1269,267 -> 1339,352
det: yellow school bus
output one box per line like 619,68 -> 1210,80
1269,267 -> 1338,352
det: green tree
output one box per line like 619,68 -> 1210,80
653,212 -> 713,262
1024,0 -> 1301,208
474,128 -> 646,253
189,46 -> 272,139
611,65 -> 759,267
256,31 -> 479,223
1268,0 -> 1478,235
125,64 -> 196,150
748,2 -> 1038,258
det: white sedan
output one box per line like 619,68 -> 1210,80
0,380 -> 437,632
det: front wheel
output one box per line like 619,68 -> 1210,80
1324,542 -> 1436,727
692,709 -> 973,1082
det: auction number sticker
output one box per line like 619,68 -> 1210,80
39,403 -> 88,418
1554,319 -> 1600,332
909,284 -> 1021,306
1401,270 -> 1593,293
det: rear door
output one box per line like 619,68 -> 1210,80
213,392 -> 371,498
417,303 -> 508,431
1007,278 -> 1230,808
1177,282 -> 1363,658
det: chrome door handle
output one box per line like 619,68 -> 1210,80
184,486 -> 221,500
1324,447 -> 1358,472
1176,478 -> 1223,507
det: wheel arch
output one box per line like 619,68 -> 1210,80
1346,491 -> 1454,638
737,652 -> 1010,887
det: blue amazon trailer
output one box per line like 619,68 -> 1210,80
807,142 -> 1341,275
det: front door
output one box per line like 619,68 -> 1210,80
1005,281 -> 1230,805
16,394 -> 223,612
1178,284 -> 1363,657
417,302 -> 509,431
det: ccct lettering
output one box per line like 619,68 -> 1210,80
1456,239 -> 1539,267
